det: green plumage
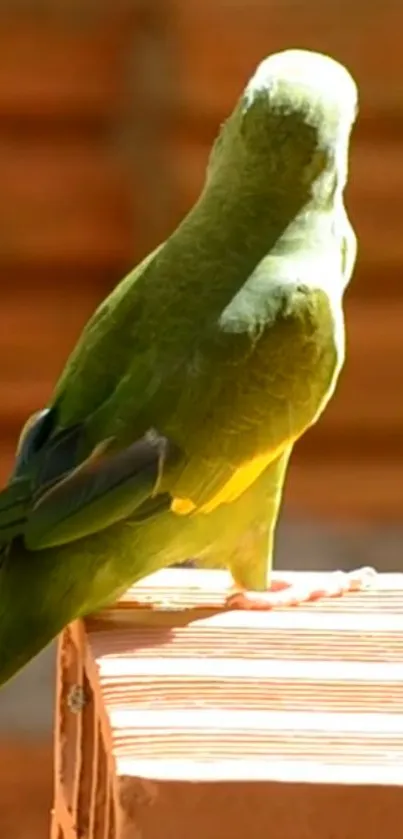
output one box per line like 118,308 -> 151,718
0,49 -> 358,685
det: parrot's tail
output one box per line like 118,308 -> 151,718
0,534 -> 64,688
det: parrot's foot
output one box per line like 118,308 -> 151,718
226,567 -> 377,610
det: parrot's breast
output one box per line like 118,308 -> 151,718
166,281 -> 343,517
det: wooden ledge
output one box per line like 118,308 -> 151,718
51,569 -> 403,839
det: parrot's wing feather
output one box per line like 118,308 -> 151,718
13,408 -> 56,479
34,424 -> 84,488
0,408 -> 86,546
14,407 -> 83,489
0,477 -> 32,543
24,431 -> 177,551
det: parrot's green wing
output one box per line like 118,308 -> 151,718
0,478 -> 32,543
51,246 -> 163,429
0,407 -> 178,551
24,431 -> 177,551
0,407 -> 79,542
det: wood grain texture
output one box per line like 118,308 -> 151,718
51,568 -> 403,839
0,741 -> 52,839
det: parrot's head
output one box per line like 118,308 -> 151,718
207,48 -> 358,210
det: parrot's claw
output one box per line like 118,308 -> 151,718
226,566 -> 377,610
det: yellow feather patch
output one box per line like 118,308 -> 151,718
171,497 -> 197,515
171,444 -> 290,517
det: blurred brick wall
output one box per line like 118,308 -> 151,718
0,4 -> 402,837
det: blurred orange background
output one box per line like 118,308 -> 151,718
0,3 -> 401,838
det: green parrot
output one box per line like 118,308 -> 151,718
0,48 -> 373,688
